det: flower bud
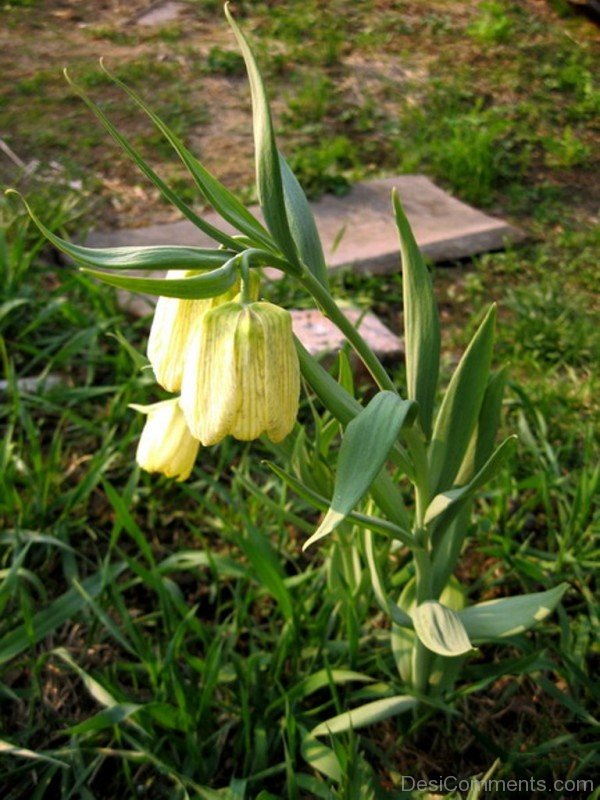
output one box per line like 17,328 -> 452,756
131,398 -> 200,481
147,270 -> 240,393
181,301 -> 300,446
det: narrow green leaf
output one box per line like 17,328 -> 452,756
393,190 -> 440,439
429,304 -> 496,493
311,695 -> 417,737
0,740 -> 67,768
455,365 -> 508,485
63,71 -> 242,251
279,152 -> 328,287
425,435 -> 517,527
82,260 -> 239,299
225,5 -> 299,264
295,337 -> 414,527
458,583 -> 569,641
0,563 -> 126,665
100,61 -> 274,252
303,392 -> 416,550
6,194 -> 235,273
289,670 -> 374,702
238,524 -> 294,622
363,531 -> 412,626
412,600 -> 474,657
68,703 -> 143,735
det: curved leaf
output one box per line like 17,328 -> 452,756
458,584 -> 569,641
311,695 -> 417,736
100,61 -> 274,252
412,600 -> 474,657
82,260 -> 239,299
303,392 -> 416,550
429,304 -> 496,493
225,5 -> 299,264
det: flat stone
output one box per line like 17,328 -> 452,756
290,308 -> 403,359
86,175 -> 524,274
135,1 -> 186,26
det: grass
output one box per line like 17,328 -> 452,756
1,0 -> 599,797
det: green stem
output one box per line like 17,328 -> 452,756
299,268 -> 396,393
413,546 -> 434,695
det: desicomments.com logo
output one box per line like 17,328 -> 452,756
400,775 -> 595,796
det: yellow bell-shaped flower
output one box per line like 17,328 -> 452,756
180,300 -> 300,446
131,397 -> 200,481
147,270 -> 240,393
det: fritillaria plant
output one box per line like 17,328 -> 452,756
10,4 -> 567,747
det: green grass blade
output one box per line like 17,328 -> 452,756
225,5 -> 299,264
428,304 -> 496,493
311,695 -> 418,736
0,562 -> 126,665
100,61 -> 275,253
393,189 -> 440,439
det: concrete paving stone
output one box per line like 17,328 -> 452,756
86,175 -> 525,275
134,1 -> 186,26
290,308 -> 403,359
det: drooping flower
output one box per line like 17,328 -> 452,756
180,300 -> 300,446
147,270 -> 240,393
131,397 -> 200,481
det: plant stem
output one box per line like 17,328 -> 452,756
299,268 -> 397,393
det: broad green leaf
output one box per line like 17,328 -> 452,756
393,190 -> 440,439
295,337 -> 414,528
267,462 -> 413,546
311,695 -> 417,737
425,435 -> 517,527
455,365 -> 508,485
303,392 -> 416,549
458,583 -> 569,641
279,152 -> 328,288
0,562 -> 126,665
300,728 -> 342,782
428,304 -> 496,493
100,61 -> 274,252
82,260 -> 239,299
431,507 -> 471,599
225,6 -> 299,264
412,600 -> 474,657
63,71 -> 241,251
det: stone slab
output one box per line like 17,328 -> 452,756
290,308 -> 403,359
135,1 -> 186,26
86,175 -> 524,274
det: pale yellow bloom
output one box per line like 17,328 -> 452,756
147,270 -> 240,393
180,301 -> 300,446
131,397 -> 200,481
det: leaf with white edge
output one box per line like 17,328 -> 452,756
300,728 -> 342,782
429,304 -> 496,493
311,695 -> 418,737
303,392 -> 416,550
458,584 -> 569,641
393,190 -> 440,439
412,600 -> 474,657
0,740 -> 67,768
425,435 -> 517,527
63,71 -> 241,251
267,462 -> 413,546
279,152 -> 328,288
225,5 -> 299,264
100,61 -> 274,252
82,260 -> 239,299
